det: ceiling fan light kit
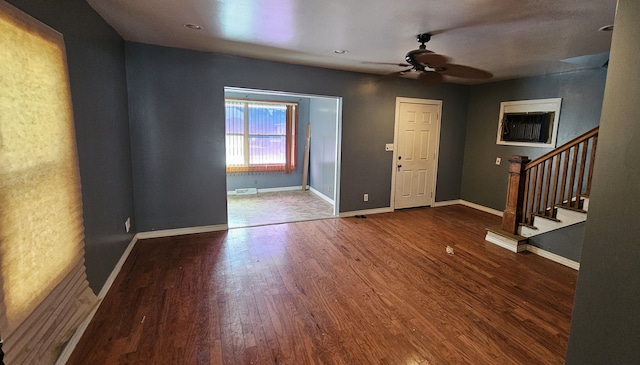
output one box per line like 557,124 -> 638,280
392,33 -> 493,83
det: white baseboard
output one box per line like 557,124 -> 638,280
525,245 -> 580,270
137,224 -> 228,239
227,185 -> 309,195
460,200 -> 504,217
98,235 -> 138,299
56,233 -> 139,365
484,233 -> 580,270
260,185 -> 309,193
339,207 -> 393,217
309,186 -> 335,205
433,199 -> 462,207
342,201 -> 500,218
432,199 -> 503,217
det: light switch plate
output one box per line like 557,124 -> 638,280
385,143 -> 394,151
495,157 -> 502,165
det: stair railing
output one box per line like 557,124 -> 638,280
502,127 -> 599,234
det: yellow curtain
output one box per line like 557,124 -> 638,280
0,1 -> 97,363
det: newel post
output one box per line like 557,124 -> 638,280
502,155 -> 530,234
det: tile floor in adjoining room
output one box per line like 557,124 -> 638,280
227,190 -> 335,228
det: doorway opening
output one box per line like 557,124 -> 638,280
224,87 -> 342,228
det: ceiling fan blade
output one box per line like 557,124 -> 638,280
387,68 -> 414,77
413,53 -> 450,68
438,64 -> 493,79
364,61 -> 411,67
418,71 -> 443,84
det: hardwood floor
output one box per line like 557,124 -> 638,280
68,205 -> 577,365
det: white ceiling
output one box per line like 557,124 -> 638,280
86,0 -> 617,84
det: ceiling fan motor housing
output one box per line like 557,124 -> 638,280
405,49 -> 432,70
396,32 -> 493,80
405,33 -> 434,68
416,33 -> 431,46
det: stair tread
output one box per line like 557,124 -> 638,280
556,204 -> 588,214
518,223 -> 537,230
486,227 -> 528,242
532,213 -> 561,222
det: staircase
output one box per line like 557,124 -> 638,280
518,197 -> 589,238
485,127 -> 599,260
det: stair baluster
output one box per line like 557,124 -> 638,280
501,127 -> 599,234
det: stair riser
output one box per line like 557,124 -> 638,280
519,226 -> 537,237
555,207 -> 588,225
485,231 -> 528,252
519,208 -> 587,237
532,216 -> 565,231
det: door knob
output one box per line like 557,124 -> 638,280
397,164 -> 402,169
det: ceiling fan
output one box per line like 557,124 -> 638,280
388,33 -> 493,83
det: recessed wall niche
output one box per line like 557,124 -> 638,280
496,98 -> 562,148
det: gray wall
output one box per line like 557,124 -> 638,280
566,1 -> 640,363
461,69 -> 607,210
309,98 -> 338,201
528,223 -> 584,262
126,42 -> 470,231
224,91 -> 310,191
7,0 -> 135,293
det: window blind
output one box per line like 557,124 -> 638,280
0,2 -> 97,364
225,99 -> 297,173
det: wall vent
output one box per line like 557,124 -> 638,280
235,188 -> 258,195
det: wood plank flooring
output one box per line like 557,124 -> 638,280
68,205 -> 577,365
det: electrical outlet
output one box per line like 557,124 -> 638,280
495,157 -> 501,165
125,217 -> 131,233
363,194 -> 369,202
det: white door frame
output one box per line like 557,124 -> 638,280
390,97 -> 442,211
333,97 -> 343,217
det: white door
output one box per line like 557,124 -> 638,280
394,101 -> 440,209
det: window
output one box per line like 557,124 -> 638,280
496,98 -> 562,148
225,99 -> 298,173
